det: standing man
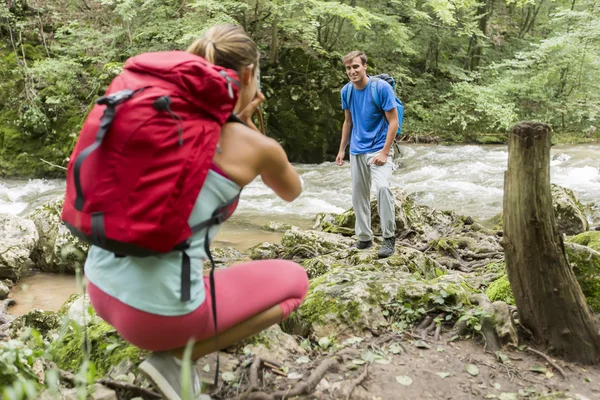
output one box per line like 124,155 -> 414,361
336,50 -> 399,259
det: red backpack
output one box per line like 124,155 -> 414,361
61,51 -> 241,300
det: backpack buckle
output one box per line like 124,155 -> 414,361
96,89 -> 136,107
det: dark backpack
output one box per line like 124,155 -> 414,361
342,74 -> 404,137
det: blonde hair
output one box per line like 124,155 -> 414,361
187,24 -> 259,76
342,50 -> 367,66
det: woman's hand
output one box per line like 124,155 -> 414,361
237,91 -> 265,132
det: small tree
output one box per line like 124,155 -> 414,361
503,121 -> 600,364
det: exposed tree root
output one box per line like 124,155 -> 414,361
346,365 -> 368,400
525,346 -> 567,379
236,357 -> 340,400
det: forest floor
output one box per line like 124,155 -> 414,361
197,332 -> 600,400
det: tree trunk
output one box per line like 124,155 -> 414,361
503,122 -> 600,364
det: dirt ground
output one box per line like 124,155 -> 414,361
201,334 -> 600,400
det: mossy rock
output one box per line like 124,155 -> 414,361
262,221 -> 294,233
27,197 -> 89,274
316,188 -> 454,238
280,227 -> 354,260
247,242 -> 282,260
51,319 -> 147,377
551,184 -> 589,235
10,309 -> 62,338
564,242 -> 600,312
485,185 -> 589,236
282,265 -> 476,339
485,275 -> 515,306
566,231 -> 600,252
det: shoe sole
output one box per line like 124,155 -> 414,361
139,360 -> 182,400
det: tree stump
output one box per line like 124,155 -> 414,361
503,122 -> 600,364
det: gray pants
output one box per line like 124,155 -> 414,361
350,149 -> 396,241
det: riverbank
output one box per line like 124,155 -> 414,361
2,182 -> 600,399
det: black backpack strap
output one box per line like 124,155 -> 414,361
73,89 -> 144,211
189,193 -> 241,235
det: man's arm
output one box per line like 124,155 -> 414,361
337,110 -> 352,166
380,107 -> 399,157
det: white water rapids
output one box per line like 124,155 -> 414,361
2,144 -> 600,247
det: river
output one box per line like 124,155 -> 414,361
2,144 -> 599,314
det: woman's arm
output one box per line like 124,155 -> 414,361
259,138 -> 302,202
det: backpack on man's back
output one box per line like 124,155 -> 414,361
342,73 -> 404,138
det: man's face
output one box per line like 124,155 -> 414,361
345,57 -> 367,83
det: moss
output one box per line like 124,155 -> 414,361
10,310 -> 61,337
567,231 -> 600,252
565,244 -> 600,312
51,320 -> 147,377
485,275 -> 515,305
430,238 -> 460,253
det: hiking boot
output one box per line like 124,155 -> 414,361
139,352 -> 204,400
352,240 -> 373,250
378,237 -> 395,258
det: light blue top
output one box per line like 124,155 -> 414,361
341,78 -> 396,155
84,170 -> 240,316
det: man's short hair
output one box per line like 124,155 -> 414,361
342,51 -> 367,66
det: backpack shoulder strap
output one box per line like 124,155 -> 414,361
342,83 -> 353,110
369,77 -> 383,113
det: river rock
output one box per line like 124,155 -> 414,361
241,324 -> 305,362
564,242 -> 600,312
280,227 -> 354,261
247,241 -> 283,260
0,213 -> 38,281
262,221 -> 294,232
317,188 -> 453,238
486,184 -> 589,236
27,197 -> 89,274
10,309 -> 61,337
567,231 -> 600,252
0,281 -> 9,300
552,185 -> 589,235
283,263 -> 474,339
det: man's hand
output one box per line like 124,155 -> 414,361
336,150 -> 345,166
370,152 -> 388,166
237,91 -> 265,131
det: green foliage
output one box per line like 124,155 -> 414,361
0,0 -> 598,176
485,275 -> 515,305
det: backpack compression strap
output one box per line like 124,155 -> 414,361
73,89 -> 144,212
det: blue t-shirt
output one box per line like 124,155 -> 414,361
341,78 -> 396,155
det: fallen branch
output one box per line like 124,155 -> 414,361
346,365 -> 368,400
525,347 -> 567,379
97,378 -> 161,398
249,357 -> 262,389
434,325 -> 442,342
40,158 -> 67,171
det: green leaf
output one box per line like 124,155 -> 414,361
222,372 -> 237,383
413,340 -> 431,349
396,375 -> 413,386
529,365 -> 547,374
203,364 -> 210,373
389,343 -> 402,354
436,372 -> 450,379
466,364 -> 479,376
295,356 -> 310,364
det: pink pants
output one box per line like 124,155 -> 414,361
87,260 -> 309,352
